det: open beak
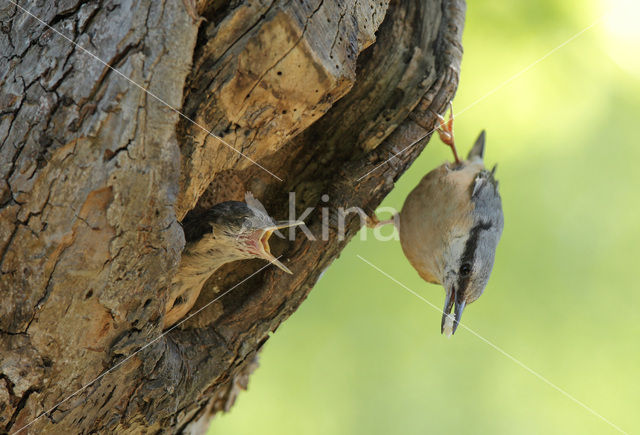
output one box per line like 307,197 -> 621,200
255,221 -> 304,274
271,220 -> 305,233
441,288 -> 466,337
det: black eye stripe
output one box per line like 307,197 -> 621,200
456,221 -> 492,293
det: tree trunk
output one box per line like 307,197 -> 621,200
0,0 -> 464,433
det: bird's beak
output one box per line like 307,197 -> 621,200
272,220 -> 305,231
454,299 -> 466,334
255,221 -> 304,274
441,288 -> 466,337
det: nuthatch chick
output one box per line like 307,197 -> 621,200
164,200 -> 301,329
373,105 -> 503,336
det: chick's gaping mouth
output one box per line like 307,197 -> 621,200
259,229 -> 273,254
249,228 -> 292,274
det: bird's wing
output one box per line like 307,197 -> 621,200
470,169 -> 504,233
470,169 -> 499,199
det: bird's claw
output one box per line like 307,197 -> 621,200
435,113 -> 453,145
365,214 -> 381,229
366,213 -> 397,229
436,102 -> 461,164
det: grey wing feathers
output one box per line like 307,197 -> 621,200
470,169 -> 504,233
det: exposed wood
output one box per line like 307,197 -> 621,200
0,0 -> 465,432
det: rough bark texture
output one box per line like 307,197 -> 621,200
0,0 -> 465,433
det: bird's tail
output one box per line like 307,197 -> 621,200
467,130 -> 486,161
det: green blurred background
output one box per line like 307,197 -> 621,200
212,1 -> 639,433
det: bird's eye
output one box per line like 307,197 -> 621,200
460,263 -> 472,277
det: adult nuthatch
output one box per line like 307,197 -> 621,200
164,199 -> 301,329
373,106 -> 504,336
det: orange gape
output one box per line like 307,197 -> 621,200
164,199 -> 302,329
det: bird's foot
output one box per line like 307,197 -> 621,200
365,214 -> 379,229
365,213 -> 396,229
436,102 -> 461,164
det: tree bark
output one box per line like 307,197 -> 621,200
0,0 -> 464,433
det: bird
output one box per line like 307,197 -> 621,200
163,197 -> 302,329
371,104 -> 504,337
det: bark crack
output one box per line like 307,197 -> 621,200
80,41 -> 143,107
328,2 -> 348,60
198,0 -> 276,74
4,387 -> 40,433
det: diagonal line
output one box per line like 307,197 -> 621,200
356,14 -> 607,182
454,16 -> 605,117
6,0 -> 283,182
11,259 -> 280,435
357,255 -> 629,435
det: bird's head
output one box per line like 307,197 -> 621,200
183,201 -> 303,273
440,131 -> 504,336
